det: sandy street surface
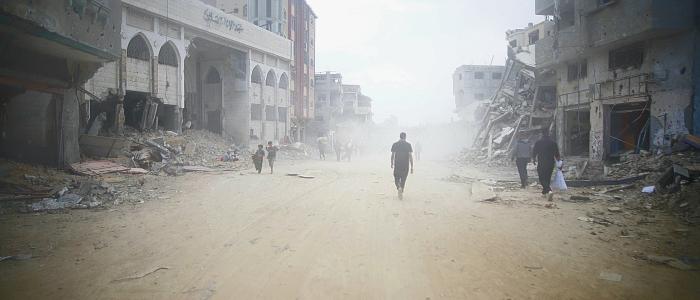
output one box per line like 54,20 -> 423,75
1,158 -> 698,299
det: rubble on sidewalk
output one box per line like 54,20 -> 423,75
0,127 -> 256,214
278,142 -> 313,160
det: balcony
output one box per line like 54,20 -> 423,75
593,74 -> 649,101
585,0 -> 695,48
535,0 -> 554,15
558,89 -> 591,108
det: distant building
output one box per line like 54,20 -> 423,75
453,65 -> 505,119
288,0 -> 317,142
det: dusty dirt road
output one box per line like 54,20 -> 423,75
1,158 -> 698,299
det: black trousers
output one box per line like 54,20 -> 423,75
537,162 -> 554,194
516,158 -> 529,187
394,166 -> 409,189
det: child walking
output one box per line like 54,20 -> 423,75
253,144 -> 265,174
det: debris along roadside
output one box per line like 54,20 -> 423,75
0,129 -> 251,214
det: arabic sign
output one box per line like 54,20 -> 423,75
203,9 -> 244,33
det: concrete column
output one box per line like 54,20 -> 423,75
61,89 -> 81,166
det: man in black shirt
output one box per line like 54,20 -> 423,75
532,128 -> 560,198
391,132 -> 414,199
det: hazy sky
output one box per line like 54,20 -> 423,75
307,0 -> 544,126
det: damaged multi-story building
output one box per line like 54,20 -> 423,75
453,65 -> 505,121
84,0 -> 293,146
536,0 -> 700,162
0,0 -> 122,167
308,74 -> 374,141
471,20 -> 556,159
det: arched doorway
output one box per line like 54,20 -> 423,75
204,67 -> 223,133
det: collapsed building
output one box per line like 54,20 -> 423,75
471,0 -> 700,173
84,0 -> 293,147
471,20 -> 556,161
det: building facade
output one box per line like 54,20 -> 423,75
0,0 -> 122,166
288,0 -> 316,143
453,65 -> 505,119
85,0 -> 292,145
535,0 -> 700,161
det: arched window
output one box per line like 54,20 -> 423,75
127,35 -> 150,61
265,70 -> 276,87
279,73 -> 289,89
158,43 -> 178,67
205,67 -> 221,84
251,66 -> 263,84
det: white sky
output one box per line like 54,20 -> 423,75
307,0 -> 544,126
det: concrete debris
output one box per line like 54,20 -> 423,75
645,254 -> 697,271
607,207 -> 622,213
599,271 -> 623,282
642,186 -> 656,193
0,254 -> 33,262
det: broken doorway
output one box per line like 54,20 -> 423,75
608,102 -> 650,157
124,91 -> 158,131
564,108 -> 590,156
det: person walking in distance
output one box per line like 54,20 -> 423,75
391,132 -> 414,200
532,128 -> 560,200
253,144 -> 265,174
512,137 -> 532,188
266,141 -> 278,174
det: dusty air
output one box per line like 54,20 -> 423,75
1,0 -> 700,299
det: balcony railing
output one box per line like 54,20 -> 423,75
593,73 -> 649,101
558,89 -> 591,108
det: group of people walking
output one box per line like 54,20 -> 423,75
513,128 -> 561,200
252,141 -> 278,174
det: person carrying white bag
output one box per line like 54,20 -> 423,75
532,128 -> 561,201
551,160 -> 568,192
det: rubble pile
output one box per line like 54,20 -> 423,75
602,149 -> 700,222
461,54 -> 555,167
278,142 -> 313,160
122,128 -> 252,173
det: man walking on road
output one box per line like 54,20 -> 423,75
532,128 -> 560,199
512,137 -> 532,188
391,132 -> 414,200
266,141 -> 278,174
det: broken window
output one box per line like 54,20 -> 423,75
474,72 -> 484,79
509,40 -> 517,47
492,72 -> 502,80
609,44 -> 644,70
158,43 -> 178,67
528,30 -> 540,45
127,35 -> 150,61
567,60 -> 587,82
251,104 -> 263,120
